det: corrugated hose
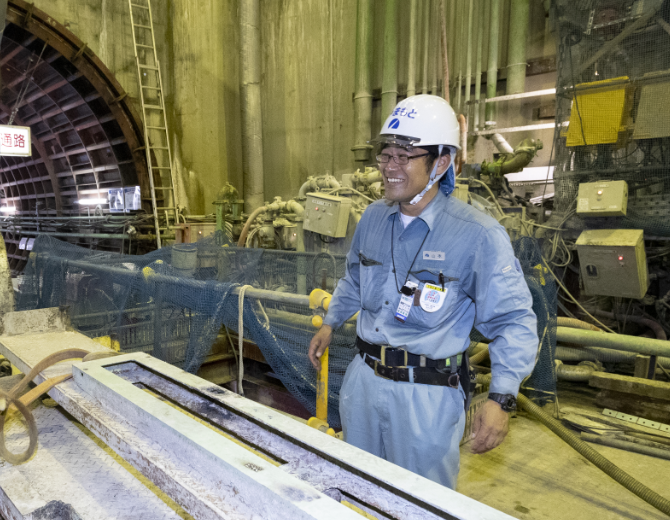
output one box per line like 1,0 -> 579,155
476,373 -> 670,516
0,348 -> 119,464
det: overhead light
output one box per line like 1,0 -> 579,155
0,206 -> 16,213
77,198 -> 107,205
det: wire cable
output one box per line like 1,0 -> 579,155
541,256 -> 615,333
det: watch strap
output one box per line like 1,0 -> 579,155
488,392 -> 517,412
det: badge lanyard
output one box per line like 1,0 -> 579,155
391,213 -> 429,322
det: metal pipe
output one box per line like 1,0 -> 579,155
381,0 -> 398,122
447,0 -> 457,100
431,0 -> 439,95
592,310 -> 667,341
463,0 -> 474,120
2,230 -> 131,239
38,255 -> 314,307
240,0 -> 265,212
458,114 -> 467,170
473,0 -> 484,130
422,0 -> 430,95
455,0 -> 464,110
490,133 -> 514,153
555,361 -> 597,382
406,0 -> 419,97
439,0 -> 449,101
506,0 -> 529,95
485,0 -> 500,122
237,205 -> 267,247
555,346 -> 670,369
351,0 -> 374,162
556,327 -> 670,358
581,433 -> 670,462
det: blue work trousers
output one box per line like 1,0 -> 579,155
339,354 -> 466,489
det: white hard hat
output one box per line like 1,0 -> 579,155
374,95 -> 461,150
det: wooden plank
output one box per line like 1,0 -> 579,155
596,389 -> 670,424
589,372 -> 670,401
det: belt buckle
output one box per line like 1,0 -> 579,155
380,345 -> 408,367
373,360 -> 390,380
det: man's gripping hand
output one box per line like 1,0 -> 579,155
470,399 -> 510,454
309,325 -> 333,370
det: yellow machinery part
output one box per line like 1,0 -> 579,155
309,288 -> 332,310
93,335 -> 121,352
566,76 -> 629,147
311,315 -> 324,328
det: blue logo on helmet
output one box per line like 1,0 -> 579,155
388,118 -> 400,129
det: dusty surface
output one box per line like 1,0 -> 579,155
0,404 -> 188,519
458,383 -> 670,520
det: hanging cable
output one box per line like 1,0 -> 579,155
237,285 -> 253,396
8,42 -> 47,125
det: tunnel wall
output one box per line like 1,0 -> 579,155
28,0 -> 556,214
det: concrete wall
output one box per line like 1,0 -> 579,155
29,0 -> 558,214
165,0 -> 241,214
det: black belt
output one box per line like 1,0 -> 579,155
356,336 -> 462,368
356,336 -> 463,388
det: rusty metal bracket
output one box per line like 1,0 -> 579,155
72,42 -> 88,62
110,92 -> 128,105
22,1 -> 33,26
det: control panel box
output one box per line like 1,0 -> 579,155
174,222 -> 217,244
576,229 -> 648,299
576,180 -> 628,217
303,193 -> 352,238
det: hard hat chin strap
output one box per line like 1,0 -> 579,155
409,144 -> 449,206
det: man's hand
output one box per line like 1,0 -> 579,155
470,399 -> 510,454
309,325 -> 333,370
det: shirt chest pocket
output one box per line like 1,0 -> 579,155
407,267 -> 460,329
359,250 -> 388,312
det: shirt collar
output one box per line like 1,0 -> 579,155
385,189 -> 447,230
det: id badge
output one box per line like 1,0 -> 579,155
419,283 -> 447,312
395,281 -> 418,322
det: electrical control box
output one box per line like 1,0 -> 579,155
576,180 -> 628,217
633,71 -> 670,140
576,229 -> 648,299
303,192 -> 352,238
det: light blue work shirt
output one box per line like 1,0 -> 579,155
324,190 -> 538,396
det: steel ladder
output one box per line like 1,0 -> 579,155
128,0 -> 177,248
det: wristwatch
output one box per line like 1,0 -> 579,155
488,393 -> 517,412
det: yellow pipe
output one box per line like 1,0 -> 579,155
316,347 -> 329,421
307,346 -> 335,436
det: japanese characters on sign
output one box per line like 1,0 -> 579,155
0,126 -> 31,157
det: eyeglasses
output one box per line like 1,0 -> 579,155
376,152 -> 430,165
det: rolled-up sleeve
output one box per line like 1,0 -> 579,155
463,225 -> 539,396
323,218 -> 363,330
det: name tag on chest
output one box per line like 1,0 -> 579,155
422,251 -> 445,261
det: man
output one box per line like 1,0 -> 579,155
308,95 -> 538,489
